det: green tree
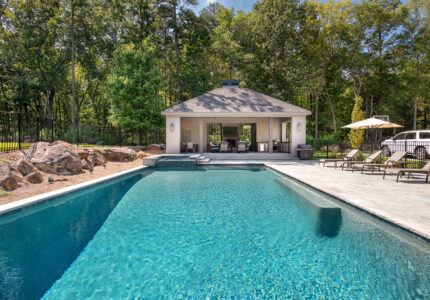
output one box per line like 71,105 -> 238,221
105,43 -> 164,145
348,96 -> 366,148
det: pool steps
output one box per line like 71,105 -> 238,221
143,155 -> 211,167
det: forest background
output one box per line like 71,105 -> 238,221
1,0 -> 429,145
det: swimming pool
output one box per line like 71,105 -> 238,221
0,166 -> 429,299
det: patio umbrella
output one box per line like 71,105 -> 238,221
342,117 -> 403,150
342,117 -> 403,130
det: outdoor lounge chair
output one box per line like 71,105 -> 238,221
340,150 -> 382,171
383,161 -> 430,182
359,151 -> 407,174
220,141 -> 229,153
318,149 -> 359,168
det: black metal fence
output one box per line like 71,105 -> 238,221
0,111 -> 165,152
380,140 -> 429,168
309,139 -> 350,159
308,137 -> 429,167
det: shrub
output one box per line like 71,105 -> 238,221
348,96 -> 365,148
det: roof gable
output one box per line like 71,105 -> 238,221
162,87 -> 311,115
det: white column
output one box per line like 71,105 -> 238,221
281,121 -> 287,142
199,119 -> 203,153
269,117 -> 273,153
165,116 -> 181,154
290,116 -> 306,157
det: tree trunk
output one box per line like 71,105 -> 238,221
314,94 -> 319,140
172,0 -> 182,103
138,131 -> 143,146
43,91 -> 50,119
163,24 -> 168,106
116,126 -> 122,146
378,29 -> 383,114
48,89 -> 55,120
71,0 -> 76,127
325,84 -> 336,132
413,62 -> 419,130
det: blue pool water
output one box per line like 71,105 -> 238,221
1,167 -> 430,299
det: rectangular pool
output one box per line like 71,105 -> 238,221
0,166 -> 429,299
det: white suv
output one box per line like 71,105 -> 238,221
380,130 -> 430,159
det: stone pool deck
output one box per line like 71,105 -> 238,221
265,161 -> 430,240
208,159 -> 430,240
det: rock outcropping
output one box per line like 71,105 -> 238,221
31,141 -> 82,175
25,171 -> 44,184
101,148 -> 136,162
17,159 -> 39,176
0,161 -> 27,191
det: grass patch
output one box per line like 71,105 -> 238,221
313,151 -> 337,159
0,142 -> 32,152
0,190 -> 10,197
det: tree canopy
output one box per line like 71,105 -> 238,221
1,0 -> 429,144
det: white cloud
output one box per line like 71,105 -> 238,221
206,0 -> 217,4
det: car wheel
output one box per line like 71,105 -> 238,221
414,147 -> 427,160
381,145 -> 391,157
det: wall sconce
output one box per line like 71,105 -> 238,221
169,122 -> 175,133
297,122 -> 302,132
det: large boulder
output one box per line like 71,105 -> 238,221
88,150 -> 106,166
25,172 -> 44,184
76,148 -> 90,160
137,151 -> 150,159
86,138 -> 96,144
17,159 -> 38,176
102,148 -> 136,162
0,162 -> 27,191
147,144 -> 163,151
127,145 -> 146,152
81,159 -> 90,170
31,142 -> 82,175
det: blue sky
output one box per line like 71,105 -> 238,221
191,0 -> 256,14
190,0 -> 408,14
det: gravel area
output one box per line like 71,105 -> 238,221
0,160 -> 145,205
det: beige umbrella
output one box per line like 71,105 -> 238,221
342,117 -> 403,130
342,117 -> 403,150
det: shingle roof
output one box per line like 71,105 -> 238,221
162,87 -> 311,115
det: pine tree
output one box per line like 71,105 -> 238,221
348,96 -> 365,148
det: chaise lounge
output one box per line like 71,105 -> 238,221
318,149 -> 359,168
359,151 -> 407,174
340,150 -> 382,171
383,161 -> 430,183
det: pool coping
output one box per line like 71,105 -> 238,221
0,165 -> 147,217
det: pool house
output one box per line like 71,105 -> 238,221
162,81 -> 311,158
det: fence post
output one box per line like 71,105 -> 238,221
18,113 -> 22,150
36,117 -> 39,142
51,119 -> 54,142
326,139 -> 329,159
